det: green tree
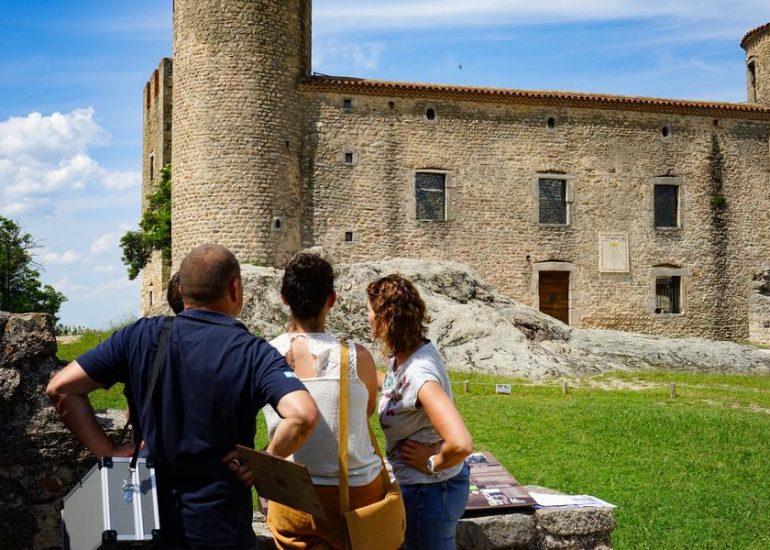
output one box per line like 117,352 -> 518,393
121,164 -> 172,280
0,216 -> 67,322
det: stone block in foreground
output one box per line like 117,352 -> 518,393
252,486 -> 616,550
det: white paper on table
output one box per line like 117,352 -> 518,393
528,492 -> 616,508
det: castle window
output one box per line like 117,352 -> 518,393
149,291 -> 153,307
538,178 -> 568,225
342,98 -> 352,112
748,59 -> 757,102
344,231 -> 354,242
654,183 -> 679,228
425,108 -> 436,121
344,152 -> 354,164
547,116 -> 556,129
655,276 -> 681,314
149,153 -> 155,182
415,172 -> 446,221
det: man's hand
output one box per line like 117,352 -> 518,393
266,390 -> 320,458
222,449 -> 254,487
46,361 -> 119,458
112,442 -> 139,458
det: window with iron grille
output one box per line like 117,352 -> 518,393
415,172 -> 446,221
655,276 -> 681,314
539,178 -> 567,225
654,184 -> 678,228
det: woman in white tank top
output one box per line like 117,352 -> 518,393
262,252 -> 383,550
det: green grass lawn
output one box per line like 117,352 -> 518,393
57,335 -> 770,548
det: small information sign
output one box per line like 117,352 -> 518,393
463,451 -> 536,516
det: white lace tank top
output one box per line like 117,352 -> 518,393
263,333 -> 382,487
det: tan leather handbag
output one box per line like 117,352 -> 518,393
338,342 -> 406,550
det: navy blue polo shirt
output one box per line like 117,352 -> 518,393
78,309 -> 306,549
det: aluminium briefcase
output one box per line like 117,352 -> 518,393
61,457 -> 161,549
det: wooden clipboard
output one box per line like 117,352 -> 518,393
235,445 -> 326,520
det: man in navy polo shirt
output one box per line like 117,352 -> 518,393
47,244 -> 320,549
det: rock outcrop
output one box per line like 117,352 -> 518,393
0,312 -> 127,550
240,258 -> 770,378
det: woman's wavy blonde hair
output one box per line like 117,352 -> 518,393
366,274 -> 429,358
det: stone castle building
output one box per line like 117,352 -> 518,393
140,1 -> 770,343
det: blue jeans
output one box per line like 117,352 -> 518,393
400,463 -> 470,550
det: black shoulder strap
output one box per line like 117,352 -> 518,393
130,316 -> 174,471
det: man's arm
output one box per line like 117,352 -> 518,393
265,389 -> 319,458
46,361 -> 134,458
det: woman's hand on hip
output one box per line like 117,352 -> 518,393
398,439 -> 438,473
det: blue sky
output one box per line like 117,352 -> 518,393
0,1 -> 767,328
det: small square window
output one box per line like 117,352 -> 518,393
654,184 -> 678,228
538,178 -> 567,225
342,98 -> 352,112
415,172 -> 446,221
344,231 -> 354,242
344,152 -> 354,164
655,276 -> 681,314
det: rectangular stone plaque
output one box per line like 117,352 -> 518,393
599,232 -> 629,273
464,451 -> 536,515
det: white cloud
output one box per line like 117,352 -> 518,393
0,197 -> 53,217
51,276 -> 88,296
0,108 -> 108,159
51,274 -> 137,299
91,276 -> 138,298
315,40 -> 384,72
90,233 -> 119,255
103,171 -> 141,191
0,109 -> 140,200
94,264 -> 120,276
41,249 -> 82,265
314,0 -> 766,33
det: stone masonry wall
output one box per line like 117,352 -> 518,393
0,313 -> 126,549
300,93 -> 770,340
143,248 -> 173,317
749,269 -> 770,344
171,0 -> 310,270
744,27 -> 770,105
140,58 -> 173,315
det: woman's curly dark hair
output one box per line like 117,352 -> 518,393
366,274 -> 429,357
281,252 -> 334,321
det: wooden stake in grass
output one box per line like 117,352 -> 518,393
669,383 -> 677,399
463,380 -> 470,394
562,381 -> 569,395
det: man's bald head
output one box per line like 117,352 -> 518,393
179,244 -> 241,307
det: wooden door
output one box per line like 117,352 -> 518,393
539,271 -> 570,324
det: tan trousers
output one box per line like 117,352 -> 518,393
268,474 -> 386,550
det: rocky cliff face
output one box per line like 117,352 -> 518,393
240,258 -> 770,378
0,312 -> 126,550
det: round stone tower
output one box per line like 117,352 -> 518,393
171,0 -> 311,267
741,22 -> 770,104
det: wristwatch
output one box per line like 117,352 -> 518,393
426,455 -> 439,476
